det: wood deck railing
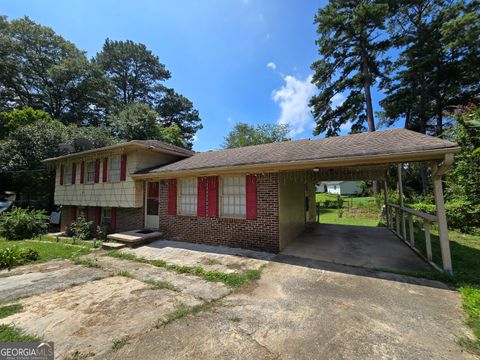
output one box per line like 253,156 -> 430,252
385,203 -> 437,264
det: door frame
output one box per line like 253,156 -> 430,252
144,181 -> 160,229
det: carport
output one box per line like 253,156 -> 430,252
281,223 -> 432,272
276,130 -> 460,274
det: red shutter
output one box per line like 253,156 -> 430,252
167,179 -> 177,215
246,174 -> 257,220
80,161 -> 85,184
102,158 -> 108,182
120,154 -> 127,181
94,207 -> 101,226
94,159 -> 100,183
60,164 -> 64,185
71,163 -> 76,184
197,177 -> 207,217
111,208 -> 117,231
207,176 -> 218,217
70,206 -> 77,221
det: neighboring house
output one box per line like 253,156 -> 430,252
43,129 -> 459,253
316,181 -> 362,195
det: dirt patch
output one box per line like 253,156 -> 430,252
0,276 -> 201,359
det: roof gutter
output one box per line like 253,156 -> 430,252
131,146 -> 461,180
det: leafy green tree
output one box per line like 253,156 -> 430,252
108,103 -> 186,147
156,89 -> 202,148
0,17 -> 110,125
0,107 -> 52,139
309,0 -> 390,136
94,39 -> 171,107
222,123 -> 290,149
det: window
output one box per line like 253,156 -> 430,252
220,176 -> 246,218
86,161 -> 95,183
178,178 -> 197,215
101,208 -> 112,227
109,156 -> 121,182
64,164 -> 72,185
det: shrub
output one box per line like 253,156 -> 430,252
70,215 -> 96,240
0,207 -> 48,240
0,246 -> 40,270
410,200 -> 480,233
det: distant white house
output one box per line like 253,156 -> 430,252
316,181 -> 362,195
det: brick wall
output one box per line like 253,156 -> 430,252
116,207 -> 144,232
60,205 -> 143,233
158,173 -> 280,253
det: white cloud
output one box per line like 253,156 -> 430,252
265,33 -> 270,40
266,62 -> 276,71
331,92 -> 346,108
272,74 -> 317,136
227,116 -> 234,124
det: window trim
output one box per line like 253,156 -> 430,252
219,175 -> 246,219
63,163 -> 72,186
177,178 -> 198,216
109,156 -> 122,183
86,161 -> 95,184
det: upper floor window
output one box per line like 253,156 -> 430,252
109,156 -> 121,182
64,164 -> 72,185
178,178 -> 197,215
86,161 -> 95,183
220,176 -> 246,218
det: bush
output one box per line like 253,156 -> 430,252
0,207 -> 48,240
410,200 -> 480,233
0,246 -> 40,270
70,215 -> 96,240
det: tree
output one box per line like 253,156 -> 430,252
156,89 -> 202,149
380,0 -> 480,135
0,107 -> 53,139
309,0 -> 390,136
94,39 -> 171,107
94,39 -> 202,146
222,123 -> 291,149
108,103 -> 186,147
0,17 -> 110,125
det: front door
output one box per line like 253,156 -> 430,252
145,181 -> 160,229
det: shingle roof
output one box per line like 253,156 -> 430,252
43,139 -> 193,162
137,129 -> 458,175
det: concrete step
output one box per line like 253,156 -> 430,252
107,229 -> 163,247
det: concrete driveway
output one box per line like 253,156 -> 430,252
110,258 -> 474,360
281,224 -> 432,272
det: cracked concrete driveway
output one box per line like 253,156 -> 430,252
0,244 -> 475,360
110,260 -> 475,360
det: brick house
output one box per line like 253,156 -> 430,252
44,129 -> 459,254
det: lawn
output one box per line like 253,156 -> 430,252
0,235 -> 92,265
315,193 -> 381,227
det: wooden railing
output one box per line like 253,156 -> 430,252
385,203 -> 437,263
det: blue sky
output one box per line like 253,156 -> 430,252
2,0 -> 389,151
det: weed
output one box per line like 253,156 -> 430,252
111,336 -> 130,351
118,271 -> 132,278
0,303 -> 22,319
0,324 -> 39,342
144,279 -> 178,292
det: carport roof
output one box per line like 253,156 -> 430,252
133,129 -> 460,178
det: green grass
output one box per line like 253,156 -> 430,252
144,279 -> 178,292
315,193 -> 375,204
380,223 -> 480,355
118,271 -> 133,278
318,208 -> 380,227
111,336 -> 130,351
0,303 -> 22,319
0,324 -> 40,342
156,300 -> 219,328
104,251 -> 265,288
0,237 -> 91,265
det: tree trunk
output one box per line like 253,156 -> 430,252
360,51 -> 376,133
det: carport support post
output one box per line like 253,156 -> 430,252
383,180 -> 390,228
397,164 -> 407,240
431,155 -> 454,275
